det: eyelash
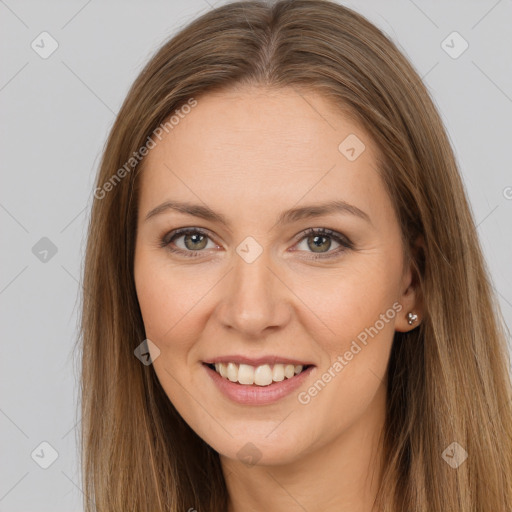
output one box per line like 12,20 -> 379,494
160,227 -> 354,260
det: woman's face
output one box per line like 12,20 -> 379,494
134,85 -> 418,466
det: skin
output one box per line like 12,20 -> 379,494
134,85 -> 422,512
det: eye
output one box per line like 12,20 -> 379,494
160,227 -> 353,260
160,228 -> 218,258
293,227 -> 353,260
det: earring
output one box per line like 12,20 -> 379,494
407,312 -> 418,325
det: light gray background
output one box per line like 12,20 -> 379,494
1,0 -> 511,510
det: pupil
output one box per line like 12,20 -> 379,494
310,235 -> 330,253
185,233 -> 206,250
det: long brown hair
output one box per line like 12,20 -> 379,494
78,1 -> 512,510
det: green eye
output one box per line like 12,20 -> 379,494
294,227 -> 353,260
161,227 -> 353,260
161,228 -> 214,258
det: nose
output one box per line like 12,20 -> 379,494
214,247 -> 292,338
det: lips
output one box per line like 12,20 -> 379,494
203,362 -> 315,405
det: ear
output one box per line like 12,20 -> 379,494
395,234 -> 425,333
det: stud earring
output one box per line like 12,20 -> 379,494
407,312 -> 418,325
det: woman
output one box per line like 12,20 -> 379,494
79,1 -> 512,510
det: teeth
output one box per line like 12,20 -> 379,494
272,364 -> 285,382
254,364 -> 273,386
284,364 -> 295,379
227,362 -> 238,382
238,364 -> 254,385
212,362 -> 305,386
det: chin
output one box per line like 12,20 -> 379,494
200,420 -> 313,467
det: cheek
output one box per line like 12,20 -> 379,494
134,252 -> 209,403
296,253 -> 401,405
134,255 -> 172,342
134,248 -> 207,344
134,253 -> 218,442
300,258 -> 400,345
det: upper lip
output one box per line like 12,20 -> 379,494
203,355 -> 314,367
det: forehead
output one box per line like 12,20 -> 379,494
138,86 -> 388,224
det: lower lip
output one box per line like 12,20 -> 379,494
203,363 -> 315,405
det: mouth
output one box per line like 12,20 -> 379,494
203,361 -> 313,387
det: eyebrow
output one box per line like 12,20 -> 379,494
144,199 -> 372,227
